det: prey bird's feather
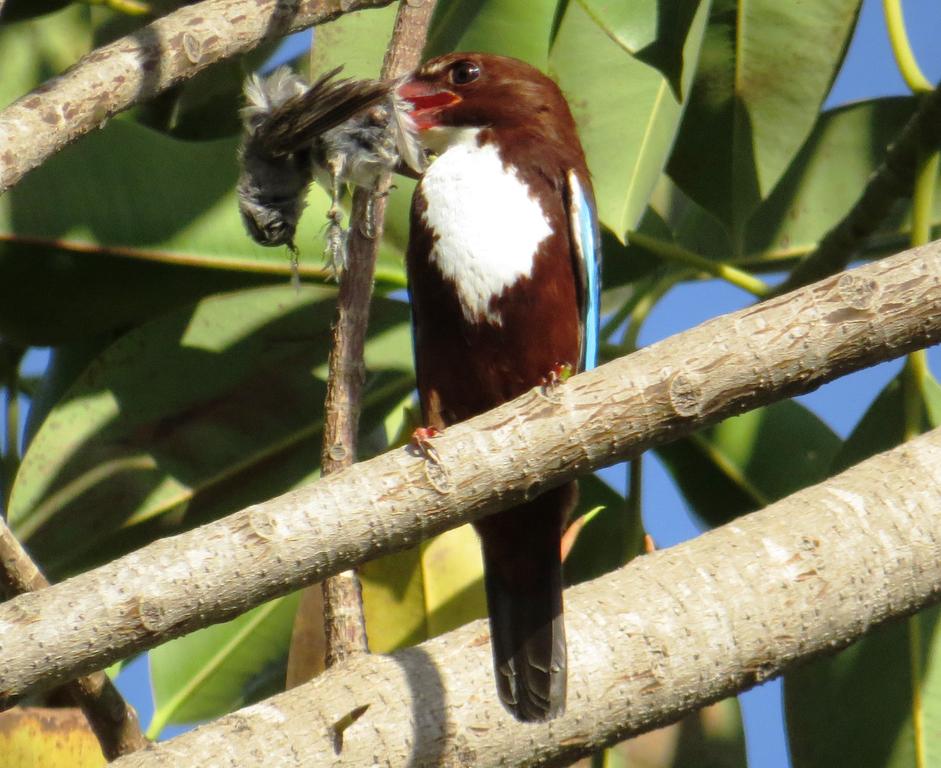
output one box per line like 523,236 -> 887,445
236,66 -> 425,271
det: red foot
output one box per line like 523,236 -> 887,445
540,361 -> 574,389
411,426 -> 442,463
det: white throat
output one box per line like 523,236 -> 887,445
419,139 -> 552,325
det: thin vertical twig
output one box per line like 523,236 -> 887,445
0,517 -> 148,760
291,0 -> 439,677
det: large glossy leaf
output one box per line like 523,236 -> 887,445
149,592 -> 300,735
309,3 -> 396,79
787,608 -> 941,768
0,6 -> 91,95
361,524 -> 488,653
0,708 -> 105,768
667,0 -> 861,243
577,0 -> 702,98
745,97 -> 921,265
9,286 -> 415,578
0,118 -> 408,344
655,400 -> 841,528
0,249 -> 290,347
550,0 -> 710,241
425,0 -> 559,70
785,370 -> 941,768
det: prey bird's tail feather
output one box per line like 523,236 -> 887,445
254,67 -> 392,157
477,483 -> 574,722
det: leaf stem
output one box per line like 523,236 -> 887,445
889,15 -> 938,760
911,149 -> 940,247
883,0 -> 933,93
619,271 -> 690,355
627,230 -> 770,298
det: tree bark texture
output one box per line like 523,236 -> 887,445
1,239 -> 940,705
0,0 -> 396,194
107,427 -> 941,767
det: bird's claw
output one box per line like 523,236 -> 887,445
411,426 -> 442,464
540,362 -> 573,390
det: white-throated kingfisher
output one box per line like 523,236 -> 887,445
397,53 -> 601,722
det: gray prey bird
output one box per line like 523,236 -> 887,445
237,66 -> 425,276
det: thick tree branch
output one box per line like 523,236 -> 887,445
109,427 -> 941,766
775,80 -> 941,294
1,239 -> 940,705
0,0 -> 396,194
314,0 -> 437,672
0,517 -> 147,760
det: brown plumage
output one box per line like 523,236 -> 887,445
400,53 -> 597,721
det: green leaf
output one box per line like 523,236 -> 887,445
1,0 -> 74,23
746,97 -> 920,265
0,5 -> 89,54
0,115 -> 409,344
667,0 -> 861,242
426,0 -> 559,70
786,608 -> 941,768
149,592 -> 300,735
0,249 -> 287,346
550,0 -> 710,240
577,0 -> 702,98
2,120 -> 334,276
9,285 -> 415,578
309,4 -> 397,79
656,400 -> 841,527
361,525 -> 488,653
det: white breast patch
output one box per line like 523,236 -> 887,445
419,141 -> 552,325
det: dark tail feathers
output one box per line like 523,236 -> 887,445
477,484 -> 573,722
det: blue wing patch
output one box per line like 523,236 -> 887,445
566,171 -> 602,371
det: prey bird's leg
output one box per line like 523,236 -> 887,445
288,242 -> 301,292
360,192 -> 376,240
323,155 -> 348,279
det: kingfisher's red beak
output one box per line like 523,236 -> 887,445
396,78 -> 461,130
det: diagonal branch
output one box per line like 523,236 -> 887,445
0,0 -> 396,194
0,238 -> 939,705
106,425 -> 941,767
313,0 -> 437,672
0,517 -> 147,760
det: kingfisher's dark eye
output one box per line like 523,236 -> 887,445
449,60 -> 480,86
